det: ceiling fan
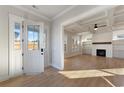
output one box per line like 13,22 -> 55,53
32,5 -> 39,9
94,24 -> 107,30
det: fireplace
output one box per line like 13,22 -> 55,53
96,49 -> 106,57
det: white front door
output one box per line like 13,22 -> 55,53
23,20 -> 44,74
9,14 -> 23,77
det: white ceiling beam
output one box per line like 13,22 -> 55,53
62,5 -> 117,26
52,5 -> 78,20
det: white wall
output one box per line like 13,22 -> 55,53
51,6 -> 113,70
92,31 -> 112,42
0,6 -> 51,81
0,6 -> 9,81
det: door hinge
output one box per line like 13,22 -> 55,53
22,39 -> 24,42
22,53 -> 24,56
22,66 -> 24,70
22,25 -> 24,29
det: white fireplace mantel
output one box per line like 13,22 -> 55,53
92,44 -> 112,58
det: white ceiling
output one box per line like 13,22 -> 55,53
14,5 -> 101,21
22,5 -> 73,19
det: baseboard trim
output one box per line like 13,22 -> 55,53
24,72 -> 43,75
0,75 -> 9,82
52,64 -> 63,70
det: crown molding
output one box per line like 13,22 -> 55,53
11,6 -> 50,21
52,5 -> 78,20
11,5 -> 78,22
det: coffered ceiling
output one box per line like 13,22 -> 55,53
64,11 -> 108,33
64,6 -> 124,33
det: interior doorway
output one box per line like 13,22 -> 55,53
63,23 -> 93,70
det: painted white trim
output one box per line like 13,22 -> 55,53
60,24 -> 64,70
52,5 -> 78,20
11,6 -> 50,21
11,5 -> 78,21
0,75 -> 9,82
24,72 -> 43,75
52,63 -> 63,70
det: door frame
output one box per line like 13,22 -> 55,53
57,6 -> 117,70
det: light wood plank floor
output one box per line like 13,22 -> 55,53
0,55 -> 124,87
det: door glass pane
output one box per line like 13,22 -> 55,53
14,23 -> 21,50
34,25 -> 39,50
33,31 -> 39,50
28,25 -> 39,50
28,30 -> 34,50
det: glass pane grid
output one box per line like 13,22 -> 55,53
14,23 -> 21,50
28,25 -> 40,50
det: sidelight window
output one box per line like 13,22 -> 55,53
14,23 -> 21,50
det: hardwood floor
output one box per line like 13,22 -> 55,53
0,55 -> 124,87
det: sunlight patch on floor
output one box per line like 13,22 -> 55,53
59,68 -> 124,79
59,70 -> 114,78
102,68 -> 124,75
